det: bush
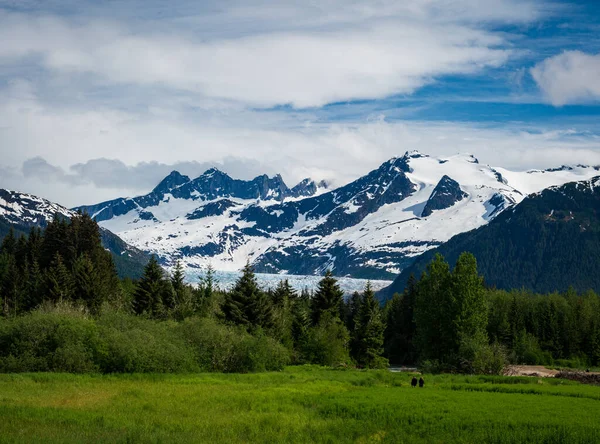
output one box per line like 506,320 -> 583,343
180,318 -> 290,372
510,331 -> 553,366
301,317 -> 351,367
0,309 -> 101,373
459,336 -> 508,375
96,312 -> 198,373
0,309 -> 292,374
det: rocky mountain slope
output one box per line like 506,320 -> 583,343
73,151 -> 600,279
380,176 -> 600,297
0,189 -> 149,278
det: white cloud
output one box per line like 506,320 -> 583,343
531,51 -> 600,106
0,0 -> 543,108
1,86 -> 599,207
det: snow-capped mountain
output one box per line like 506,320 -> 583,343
74,152 -> 600,279
381,175 -> 600,297
0,189 -> 72,227
0,189 -> 149,278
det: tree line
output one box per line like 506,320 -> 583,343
1,214 -> 599,373
384,254 -> 600,371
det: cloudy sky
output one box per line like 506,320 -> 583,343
1,0 -> 599,207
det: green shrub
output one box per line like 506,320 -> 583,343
510,331 -> 554,366
459,337 -> 507,375
96,312 -> 198,373
180,318 -> 290,372
0,310 -> 100,373
301,317 -> 351,367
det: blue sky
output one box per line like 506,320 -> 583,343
0,0 -> 599,206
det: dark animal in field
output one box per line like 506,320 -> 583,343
419,377 -> 424,388
411,377 -> 418,387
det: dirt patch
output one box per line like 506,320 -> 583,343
504,365 -> 559,378
556,371 -> 600,385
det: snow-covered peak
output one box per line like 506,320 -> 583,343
73,152 -> 600,279
0,189 -> 73,227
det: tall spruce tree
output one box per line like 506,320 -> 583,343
72,253 -> 102,313
414,253 -> 453,363
133,256 -> 172,317
383,275 -> 418,365
311,270 -> 344,326
353,282 -> 387,368
45,253 -> 74,303
222,262 -> 273,330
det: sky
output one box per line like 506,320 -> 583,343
0,0 -> 599,207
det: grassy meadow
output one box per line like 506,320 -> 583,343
0,366 -> 599,443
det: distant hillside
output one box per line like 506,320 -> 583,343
0,189 -> 150,279
381,176 -> 600,299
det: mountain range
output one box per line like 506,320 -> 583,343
72,151 -> 600,279
380,175 -> 600,297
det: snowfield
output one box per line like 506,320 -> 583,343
79,151 -> 600,278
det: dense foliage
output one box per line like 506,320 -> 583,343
1,214 -> 598,374
384,253 -> 600,371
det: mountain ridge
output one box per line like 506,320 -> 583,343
380,175 -> 600,297
71,151 -> 600,278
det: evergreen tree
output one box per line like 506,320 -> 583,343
222,262 -> 273,330
171,260 -> 185,293
383,275 -> 418,364
24,259 -> 44,311
45,253 -> 74,303
353,282 -> 387,368
272,279 -> 297,307
1,228 -> 16,255
311,270 -> 344,326
451,252 -> 488,345
72,254 -> 102,313
0,253 -> 20,316
414,253 -> 453,363
132,256 -> 171,317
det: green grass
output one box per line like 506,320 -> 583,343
0,367 -> 599,443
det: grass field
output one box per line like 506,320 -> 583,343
1,366 -> 599,443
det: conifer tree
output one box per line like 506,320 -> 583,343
24,259 -> 44,311
133,256 -> 171,317
272,279 -> 296,307
311,270 -> 344,325
382,274 -> 418,364
414,253 -> 453,362
1,228 -> 16,255
0,253 -> 20,316
451,253 -> 488,345
222,262 -> 273,330
45,253 -> 74,303
72,253 -> 102,313
353,282 -> 387,368
171,260 -> 186,303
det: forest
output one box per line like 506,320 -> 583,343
0,213 -> 599,374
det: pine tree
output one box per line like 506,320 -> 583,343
1,229 -> 16,255
72,254 -> 102,313
132,256 -> 171,317
311,270 -> 344,326
222,262 -> 273,330
353,282 -> 387,368
24,259 -> 44,311
171,260 -> 185,293
272,279 -> 296,307
45,253 -> 74,303
414,253 -> 453,362
451,253 -> 488,345
0,253 -> 20,316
